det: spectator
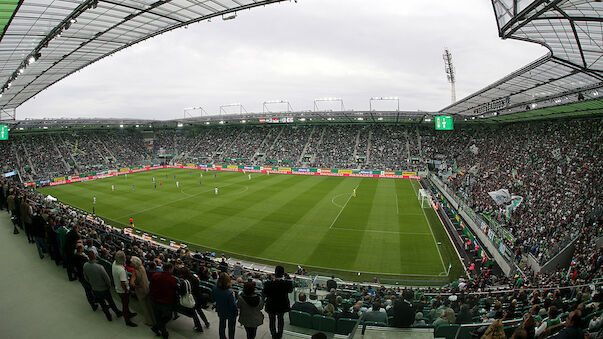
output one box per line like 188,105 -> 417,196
129,256 -> 155,327
263,265 -> 293,339
237,281 -> 264,339
291,293 -> 319,315
364,302 -> 388,325
150,262 -> 177,339
72,244 -> 96,311
212,272 -> 238,339
180,267 -> 210,332
392,290 -> 416,328
83,250 -> 121,321
112,250 -> 137,327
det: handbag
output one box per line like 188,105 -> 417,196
179,279 -> 196,308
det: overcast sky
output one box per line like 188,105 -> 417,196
18,0 -> 546,120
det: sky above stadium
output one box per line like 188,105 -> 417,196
18,0 -> 546,120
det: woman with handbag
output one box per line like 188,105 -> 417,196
212,273 -> 238,339
179,267 -> 210,332
129,256 -> 155,326
237,281 -> 264,339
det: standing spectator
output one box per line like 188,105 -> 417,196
392,290 -> 416,328
180,267 -> 210,332
212,272 -> 238,339
64,223 -> 80,281
237,281 -> 264,339
150,262 -> 177,339
263,265 -> 293,339
72,244 -> 96,311
112,250 -> 137,327
326,276 -> 337,291
129,256 -> 155,327
31,207 -> 48,259
83,250 -> 121,321
20,200 -> 34,243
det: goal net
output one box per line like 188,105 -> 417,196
418,188 -> 431,208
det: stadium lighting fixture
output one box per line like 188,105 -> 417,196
369,97 -> 399,111
241,120 -> 246,123
205,122 -> 210,125
424,117 -> 432,122
377,117 -> 383,121
119,124 -> 123,128
219,121 -> 224,124
299,118 -> 306,121
314,97 -> 344,112
18,68 -> 24,75
531,103 -> 537,109
594,90 -> 599,97
27,56 -> 36,65
357,117 -> 364,121
222,13 -> 237,20
135,124 -> 139,128
177,122 -> 183,128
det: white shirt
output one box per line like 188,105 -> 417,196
112,262 -> 128,293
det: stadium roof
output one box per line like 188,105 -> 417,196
0,0 -> 286,116
440,0 -> 602,118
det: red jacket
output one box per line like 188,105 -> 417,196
149,271 -> 177,305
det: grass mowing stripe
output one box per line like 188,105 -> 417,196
410,179 -> 447,273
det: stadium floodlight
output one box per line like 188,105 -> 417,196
220,103 -> 247,116
222,13 -> 237,20
369,97 -> 400,111
205,122 -> 210,125
219,121 -> 224,124
263,100 -> 292,113
357,117 -> 364,121
443,48 -> 456,104
299,118 -> 306,121
119,124 -> 124,128
241,120 -> 246,123
377,117 -> 383,121
183,106 -> 208,118
531,103 -> 537,109
593,90 -> 599,97
314,97 -> 344,112
177,122 -> 183,128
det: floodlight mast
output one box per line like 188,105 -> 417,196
262,100 -> 292,113
183,106 -> 208,118
443,48 -> 456,104
313,98 -> 344,112
369,97 -> 399,111
219,103 -> 247,116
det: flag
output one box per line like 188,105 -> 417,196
505,195 -> 523,220
488,189 -> 511,205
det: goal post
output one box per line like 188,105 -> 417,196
418,188 -> 431,208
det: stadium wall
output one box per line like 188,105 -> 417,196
24,164 -> 421,187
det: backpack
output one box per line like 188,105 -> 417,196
179,279 -> 196,308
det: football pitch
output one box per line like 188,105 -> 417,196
39,168 -> 463,283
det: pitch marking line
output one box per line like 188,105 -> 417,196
329,184 -> 359,229
331,227 -> 431,235
411,179 -> 447,274
330,193 -> 347,208
394,189 -> 399,215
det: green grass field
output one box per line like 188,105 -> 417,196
39,169 -> 464,284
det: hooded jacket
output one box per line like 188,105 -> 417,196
237,292 -> 264,328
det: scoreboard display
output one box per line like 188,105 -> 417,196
0,125 -> 8,140
435,116 -> 453,130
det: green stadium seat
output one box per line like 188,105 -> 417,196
504,325 -> 518,338
311,314 -> 336,332
336,318 -> 358,335
433,324 -> 459,339
388,316 -> 394,324
289,310 -> 312,329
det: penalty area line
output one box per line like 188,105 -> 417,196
329,183 -> 359,229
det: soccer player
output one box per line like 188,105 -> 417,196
176,181 -> 179,189
200,173 -> 203,178
174,175 -> 176,180
131,183 -> 135,190
214,187 -> 218,195
111,185 -> 114,191
248,174 -> 251,180
152,177 -> 155,182
154,183 -> 157,190
353,188 -> 357,197
129,218 -> 133,227
213,171 -> 216,179
199,180 -> 202,186
93,196 -> 96,204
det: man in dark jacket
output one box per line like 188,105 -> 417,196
64,223 -> 80,281
291,293 -> 319,315
263,265 -> 293,339
31,208 -> 48,259
392,290 -> 416,328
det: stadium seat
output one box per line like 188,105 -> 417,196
336,318 -> 358,335
433,324 -> 459,339
311,314 -> 336,332
289,310 -> 312,329
504,325 -> 518,338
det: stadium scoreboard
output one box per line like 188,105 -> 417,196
0,125 -> 8,140
435,116 -> 453,130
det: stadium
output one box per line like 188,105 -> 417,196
0,0 -> 601,339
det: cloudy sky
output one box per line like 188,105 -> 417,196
18,0 -> 546,120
